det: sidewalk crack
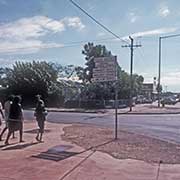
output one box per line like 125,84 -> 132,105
59,150 -> 96,180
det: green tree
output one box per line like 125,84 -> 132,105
132,74 -> 144,96
3,61 -> 61,105
78,43 -> 144,100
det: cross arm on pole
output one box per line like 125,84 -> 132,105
121,45 -> 142,48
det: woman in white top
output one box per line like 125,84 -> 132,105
0,95 -> 14,141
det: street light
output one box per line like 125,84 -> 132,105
158,33 -> 180,107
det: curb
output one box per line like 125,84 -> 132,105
47,110 -> 107,114
25,108 -> 107,114
25,108 -> 180,115
118,112 -> 180,115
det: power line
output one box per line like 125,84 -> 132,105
135,49 -> 145,65
68,0 -> 129,44
0,37 -> 119,53
0,35 -> 137,53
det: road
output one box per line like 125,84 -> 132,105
24,110 -> 180,144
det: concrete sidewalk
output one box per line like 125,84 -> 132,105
0,121 -> 180,180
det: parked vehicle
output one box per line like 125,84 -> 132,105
135,95 -> 152,104
161,97 -> 177,105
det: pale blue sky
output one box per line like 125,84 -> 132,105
0,0 -> 180,91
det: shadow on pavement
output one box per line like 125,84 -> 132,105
32,140 -> 114,162
0,142 -> 18,149
0,177 -> 16,180
2,142 -> 39,151
32,144 -> 77,162
32,150 -> 79,162
91,139 -> 115,150
24,129 -> 51,134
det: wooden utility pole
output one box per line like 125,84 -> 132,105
122,36 -> 141,111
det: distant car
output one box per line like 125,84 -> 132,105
161,97 -> 177,105
143,98 -> 153,104
135,96 -> 152,104
135,95 -> 144,104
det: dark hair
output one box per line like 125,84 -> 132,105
9,96 -> 22,120
13,96 -> 21,104
7,95 -> 14,101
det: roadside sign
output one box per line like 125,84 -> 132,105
92,56 -> 118,82
91,56 -> 119,140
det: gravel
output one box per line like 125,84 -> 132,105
62,124 -> 180,164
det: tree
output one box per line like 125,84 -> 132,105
77,43 -> 144,101
0,67 -> 10,87
132,74 -> 144,96
3,61 -> 60,105
74,66 -> 86,83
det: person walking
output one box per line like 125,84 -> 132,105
0,95 -> 14,141
4,96 -> 24,145
34,95 -> 47,142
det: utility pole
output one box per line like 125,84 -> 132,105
158,37 -> 162,108
158,33 -> 180,108
122,36 -> 142,111
114,81 -> 118,139
114,57 -> 118,140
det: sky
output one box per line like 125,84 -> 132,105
0,0 -> 180,92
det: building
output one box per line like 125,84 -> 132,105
141,83 -> 154,99
140,77 -> 158,100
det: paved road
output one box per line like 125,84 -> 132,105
24,110 -> 180,144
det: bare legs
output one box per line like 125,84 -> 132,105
19,129 -> 23,142
4,130 -> 23,145
4,131 -> 11,145
36,130 -> 43,142
36,120 -> 44,142
0,127 -> 8,140
4,122 -> 23,145
0,127 -> 15,141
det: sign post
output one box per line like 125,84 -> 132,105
114,81 -> 118,140
92,56 -> 119,139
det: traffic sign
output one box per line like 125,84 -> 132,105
92,56 -> 118,82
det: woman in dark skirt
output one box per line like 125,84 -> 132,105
4,96 -> 24,145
